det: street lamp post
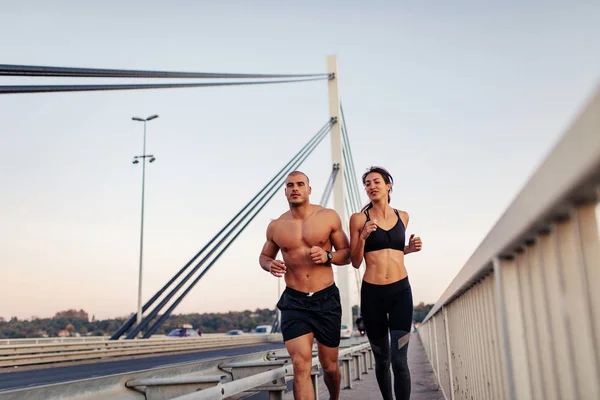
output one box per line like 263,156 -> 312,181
132,114 -> 159,330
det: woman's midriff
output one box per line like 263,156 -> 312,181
362,249 -> 407,284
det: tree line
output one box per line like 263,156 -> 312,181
0,303 -> 434,339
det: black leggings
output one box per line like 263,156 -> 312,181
361,277 -> 413,400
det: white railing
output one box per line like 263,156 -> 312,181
419,85 -> 600,400
0,334 -> 282,368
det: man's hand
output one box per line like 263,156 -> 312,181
310,246 -> 328,264
269,260 -> 286,277
405,234 -> 422,254
360,219 -> 378,240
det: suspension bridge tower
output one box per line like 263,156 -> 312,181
326,55 -> 354,330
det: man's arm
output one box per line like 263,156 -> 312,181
259,221 -> 286,277
328,210 -> 351,265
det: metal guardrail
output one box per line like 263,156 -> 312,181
0,336 -> 113,346
419,85 -> 600,400
0,338 -> 372,400
0,334 -> 283,368
174,340 -> 372,400
0,333 -> 229,346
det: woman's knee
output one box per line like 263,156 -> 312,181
369,336 -> 391,365
390,330 -> 410,369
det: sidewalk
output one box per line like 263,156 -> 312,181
283,332 -> 444,399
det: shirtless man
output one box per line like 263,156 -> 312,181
259,170 -> 351,400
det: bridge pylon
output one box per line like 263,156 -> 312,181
326,55 -> 353,331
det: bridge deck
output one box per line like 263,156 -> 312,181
283,332 -> 444,399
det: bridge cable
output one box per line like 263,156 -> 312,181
123,120 -> 334,339
0,64 -> 329,79
319,164 -> 340,206
342,143 -> 362,214
0,77 -> 328,95
342,165 -> 359,214
341,116 -> 368,298
111,119 -> 335,339
342,144 -> 362,212
340,103 -> 363,206
342,157 -> 365,301
340,104 -> 364,210
141,122 -> 335,338
340,105 -> 367,311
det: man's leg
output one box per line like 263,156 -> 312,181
285,332 -> 315,400
317,341 -> 341,400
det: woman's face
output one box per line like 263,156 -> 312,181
364,172 -> 391,202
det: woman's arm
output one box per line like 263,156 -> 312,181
349,213 -> 366,269
400,211 -> 422,254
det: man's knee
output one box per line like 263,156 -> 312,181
321,358 -> 339,377
292,355 -> 313,377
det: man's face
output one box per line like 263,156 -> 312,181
284,174 -> 311,206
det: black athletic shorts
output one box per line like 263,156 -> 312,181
277,283 -> 342,348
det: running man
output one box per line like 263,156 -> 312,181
259,170 -> 351,400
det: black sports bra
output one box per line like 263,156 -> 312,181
363,209 -> 406,253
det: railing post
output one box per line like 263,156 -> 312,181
326,55 -> 352,330
443,306 -> 455,400
572,205 -> 600,383
432,314 -> 440,378
493,257 -> 516,400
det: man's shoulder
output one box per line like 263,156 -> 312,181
270,211 -> 291,225
266,214 -> 287,239
313,205 -> 339,218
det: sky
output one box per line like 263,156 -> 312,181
1,0 -> 599,320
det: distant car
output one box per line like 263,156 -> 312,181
167,328 -> 201,338
254,325 -> 272,334
226,329 -> 244,336
340,324 -> 352,339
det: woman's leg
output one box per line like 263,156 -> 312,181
361,281 -> 394,400
388,278 -> 414,400
389,329 -> 411,399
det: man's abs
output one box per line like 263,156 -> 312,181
272,212 -> 335,292
284,264 -> 334,293
282,248 -> 334,293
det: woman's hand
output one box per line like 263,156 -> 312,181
360,219 -> 378,240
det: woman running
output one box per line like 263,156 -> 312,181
349,166 -> 423,400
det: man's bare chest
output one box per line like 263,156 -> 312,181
274,219 -> 331,251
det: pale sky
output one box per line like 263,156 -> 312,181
1,1 -> 599,320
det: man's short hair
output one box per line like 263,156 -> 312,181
287,170 -> 310,185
